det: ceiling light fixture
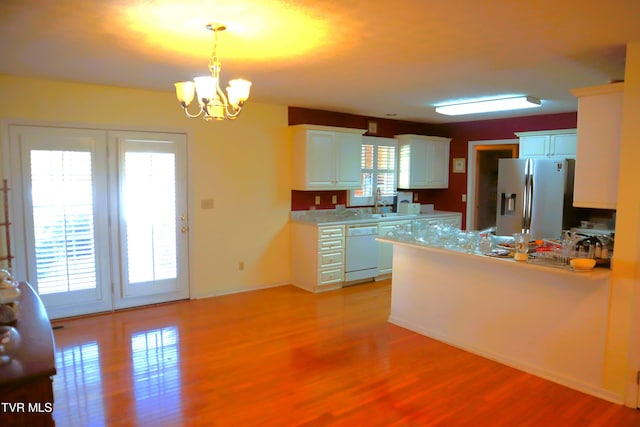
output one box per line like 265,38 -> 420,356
435,96 -> 542,116
174,23 -> 252,121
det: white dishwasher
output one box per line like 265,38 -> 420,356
344,223 -> 379,284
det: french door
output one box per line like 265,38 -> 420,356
7,125 -> 189,319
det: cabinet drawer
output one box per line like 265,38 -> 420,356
318,238 -> 344,251
318,226 -> 344,239
318,267 -> 344,285
318,250 -> 344,268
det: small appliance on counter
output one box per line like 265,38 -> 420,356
395,191 -> 413,213
397,202 -> 420,214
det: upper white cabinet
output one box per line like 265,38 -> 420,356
570,82 -> 624,209
515,129 -> 577,160
291,125 -> 366,190
396,134 -> 451,189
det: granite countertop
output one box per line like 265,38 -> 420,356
290,209 -> 461,225
376,236 -> 611,278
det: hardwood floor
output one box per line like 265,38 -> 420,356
50,280 -> 640,426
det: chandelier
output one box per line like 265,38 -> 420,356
174,23 -> 252,121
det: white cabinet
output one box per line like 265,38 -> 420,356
377,220 -> 411,277
413,213 -> 463,230
396,134 -> 451,189
291,124 -> 366,190
570,83 -> 624,209
291,223 -> 345,292
516,129 -> 577,160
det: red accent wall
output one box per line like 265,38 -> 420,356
289,107 -> 578,224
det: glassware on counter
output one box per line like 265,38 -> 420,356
479,233 -> 494,253
513,232 -> 530,261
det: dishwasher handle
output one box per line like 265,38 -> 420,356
347,224 -> 379,236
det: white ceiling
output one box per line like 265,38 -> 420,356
1,0 -> 639,123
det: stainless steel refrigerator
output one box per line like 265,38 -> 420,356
496,158 -> 575,240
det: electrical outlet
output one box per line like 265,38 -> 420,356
332,195 -> 337,204
239,261 -> 244,271
201,198 -> 214,209
315,196 -> 321,205
462,194 -> 467,202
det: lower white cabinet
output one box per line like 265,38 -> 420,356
291,223 -> 345,292
377,220 -> 411,277
292,212 -> 463,289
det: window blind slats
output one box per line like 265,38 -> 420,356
352,140 -> 397,205
30,150 -> 98,295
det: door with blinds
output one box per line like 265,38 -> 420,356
111,131 -> 189,310
7,125 -> 189,319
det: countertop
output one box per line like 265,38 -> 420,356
290,210 -> 461,225
377,235 -> 611,279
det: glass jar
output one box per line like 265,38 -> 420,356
479,233 -> 493,253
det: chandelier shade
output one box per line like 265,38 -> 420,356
174,23 -> 252,121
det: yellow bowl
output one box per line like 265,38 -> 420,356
570,258 -> 596,270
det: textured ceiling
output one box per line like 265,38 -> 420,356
1,0 -> 638,123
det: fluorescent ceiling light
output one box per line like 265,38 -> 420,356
435,96 -> 542,116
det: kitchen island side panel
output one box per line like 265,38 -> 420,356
387,243 -> 617,403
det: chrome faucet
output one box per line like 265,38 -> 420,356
374,187 -> 383,214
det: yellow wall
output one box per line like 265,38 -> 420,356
604,41 -> 640,405
0,75 -> 292,298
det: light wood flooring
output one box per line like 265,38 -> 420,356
51,280 -> 640,426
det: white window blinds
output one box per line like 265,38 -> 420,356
30,150 -> 97,295
350,137 -> 397,206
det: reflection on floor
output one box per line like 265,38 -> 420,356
51,281 -> 640,426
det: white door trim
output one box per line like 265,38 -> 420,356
466,138 -> 518,231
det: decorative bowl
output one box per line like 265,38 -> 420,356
569,258 -> 596,270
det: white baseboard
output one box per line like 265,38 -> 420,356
388,315 -> 625,405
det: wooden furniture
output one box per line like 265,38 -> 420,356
0,179 -> 13,269
396,134 -> 451,189
571,82 -> 624,209
0,282 -> 56,427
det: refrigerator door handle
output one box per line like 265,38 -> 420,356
526,171 -> 534,233
522,159 -> 533,234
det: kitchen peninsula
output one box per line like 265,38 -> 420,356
379,235 -> 617,403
